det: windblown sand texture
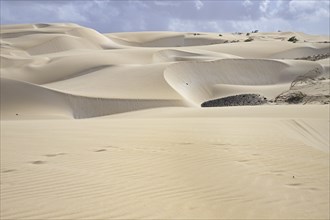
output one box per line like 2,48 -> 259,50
1,23 -> 329,219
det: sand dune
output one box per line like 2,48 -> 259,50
1,49 -> 160,84
271,46 -> 330,59
1,24 -> 122,56
152,48 -> 240,62
195,41 -> 329,59
106,31 -> 228,47
1,23 -> 329,219
106,31 -> 329,48
1,78 -> 186,119
164,59 -> 323,105
44,63 -> 184,100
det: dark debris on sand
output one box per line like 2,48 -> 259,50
201,94 -> 267,107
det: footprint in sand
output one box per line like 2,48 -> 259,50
44,153 -> 66,157
94,149 -> 107,152
270,170 -> 285,176
237,159 -> 250,163
105,146 -> 121,149
180,142 -> 192,145
2,169 -> 16,173
306,187 -> 319,191
212,143 -> 227,146
270,170 -> 285,173
31,160 -> 46,165
286,183 -> 303,187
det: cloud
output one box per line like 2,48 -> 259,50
154,1 -> 179,7
0,0 -> 328,35
259,0 -> 270,13
231,16 -> 292,33
194,0 -> 204,10
56,3 -> 88,22
1,1 -> 94,23
242,0 -> 253,8
289,0 -> 330,21
168,18 -> 223,32
268,0 -> 283,16
289,0 -> 311,13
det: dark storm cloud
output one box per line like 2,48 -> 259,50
0,0 -> 329,35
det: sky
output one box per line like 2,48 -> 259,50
1,0 -> 329,35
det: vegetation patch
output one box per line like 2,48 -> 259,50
244,37 -> 254,42
288,36 -> 298,43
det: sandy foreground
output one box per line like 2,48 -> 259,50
0,23 -> 329,219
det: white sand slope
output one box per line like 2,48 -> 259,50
1,78 -> 186,119
152,48 -> 240,62
1,23 -> 329,219
164,59 -> 323,105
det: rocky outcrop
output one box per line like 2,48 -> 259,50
295,53 -> 330,61
201,94 -> 267,107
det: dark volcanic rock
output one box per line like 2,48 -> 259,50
275,91 -> 306,104
275,91 -> 330,105
295,53 -> 330,61
201,94 -> 267,107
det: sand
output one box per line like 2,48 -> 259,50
1,23 -> 329,219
